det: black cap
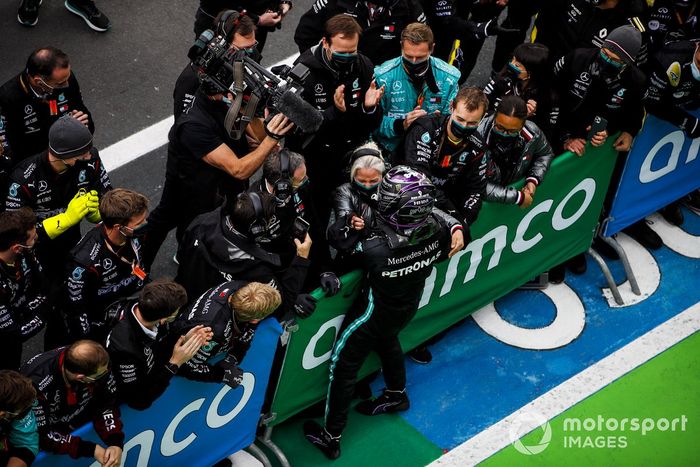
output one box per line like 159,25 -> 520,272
48,116 -> 93,159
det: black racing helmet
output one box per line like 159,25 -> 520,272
377,165 -> 435,232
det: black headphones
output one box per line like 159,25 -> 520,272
216,9 -> 245,41
273,149 -> 293,203
349,147 -> 383,165
239,191 -> 267,241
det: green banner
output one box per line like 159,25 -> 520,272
269,143 -> 619,427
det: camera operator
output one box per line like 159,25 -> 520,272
251,149 -> 339,294
295,0 -> 426,66
287,15 -> 384,228
142,67 -> 294,268
175,10 -> 260,119
477,96 -> 554,208
176,192 -> 315,320
60,189 -> 149,345
170,281 -> 280,388
194,0 -> 293,50
304,166 -> 463,460
400,86 -> 489,236
21,340 -> 124,467
0,209 -> 49,370
5,116 -> 111,283
106,280 -> 213,411
0,47 -> 94,163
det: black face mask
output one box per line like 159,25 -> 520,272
330,51 -> 358,74
490,130 -> 520,156
402,57 -> 430,80
353,180 -> 380,203
591,53 -> 624,84
450,119 -> 477,140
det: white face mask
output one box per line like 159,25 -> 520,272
691,58 -> 700,81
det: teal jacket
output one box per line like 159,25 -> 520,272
373,56 -> 460,153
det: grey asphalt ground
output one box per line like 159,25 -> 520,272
0,0 -> 501,362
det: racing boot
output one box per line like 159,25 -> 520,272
660,201 -> 684,226
625,220 -> 662,250
65,0 -> 111,31
303,420 -> 341,460
355,388 -> 410,416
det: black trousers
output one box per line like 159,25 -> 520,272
324,291 -> 417,436
0,336 -> 23,371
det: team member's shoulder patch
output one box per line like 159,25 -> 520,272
375,57 -> 402,77
666,62 -> 682,87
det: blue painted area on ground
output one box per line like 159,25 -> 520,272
369,211 -> 700,450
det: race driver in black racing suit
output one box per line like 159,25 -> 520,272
304,165 -> 465,460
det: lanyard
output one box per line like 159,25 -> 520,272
102,236 -> 147,281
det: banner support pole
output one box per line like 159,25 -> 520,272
241,444 -> 272,467
598,234 -> 641,295
257,423 -> 291,467
588,247 -> 624,305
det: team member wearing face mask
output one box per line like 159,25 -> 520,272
286,15 -> 384,234
5,117 -> 111,285
643,38 -> 700,226
0,209 -> 50,370
477,96 -> 554,208
400,86 -> 489,236
60,189 -> 150,345
21,341 -> 124,467
0,47 -> 94,163
552,25 -> 646,157
373,23 -> 460,157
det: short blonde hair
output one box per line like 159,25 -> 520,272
229,282 -> 282,322
401,22 -> 434,47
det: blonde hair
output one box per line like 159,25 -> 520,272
229,282 -> 282,321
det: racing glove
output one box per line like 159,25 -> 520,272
42,190 -> 99,239
319,272 -> 341,297
294,293 -> 318,319
216,354 -> 244,388
85,190 -> 102,223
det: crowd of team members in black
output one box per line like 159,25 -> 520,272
0,0 -> 698,464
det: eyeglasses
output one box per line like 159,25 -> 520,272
4,405 -> 32,420
600,49 -> 626,68
83,367 -> 110,383
233,41 -> 259,53
493,122 -> 520,136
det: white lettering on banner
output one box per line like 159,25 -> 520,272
639,130 -> 699,183
302,316 -> 345,370
512,201 -> 553,253
471,283 -> 586,350
161,398 -> 204,456
552,178 -> 595,231
206,373 -> 255,428
419,267 -> 438,308
111,430 -> 155,467
436,179 -> 597,299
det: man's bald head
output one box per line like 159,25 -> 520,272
64,340 -> 109,376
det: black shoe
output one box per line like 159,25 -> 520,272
625,221 -> 662,250
660,202 -> 684,226
592,237 -> 619,260
355,389 -> 410,416
566,253 -> 587,275
18,0 -> 42,26
64,0 -> 111,31
548,264 -> 565,284
303,421 -> 340,460
684,190 -> 700,215
408,345 -> 432,364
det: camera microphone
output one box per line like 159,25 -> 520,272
188,29 -> 215,61
276,90 -> 324,134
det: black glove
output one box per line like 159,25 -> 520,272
483,19 -> 520,38
319,272 -> 341,297
294,293 -> 318,319
216,354 -> 244,388
681,116 -> 700,139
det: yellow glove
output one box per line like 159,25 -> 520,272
85,190 -> 102,223
43,190 -> 100,239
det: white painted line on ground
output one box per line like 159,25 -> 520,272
99,53 -> 300,172
430,301 -> 700,466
